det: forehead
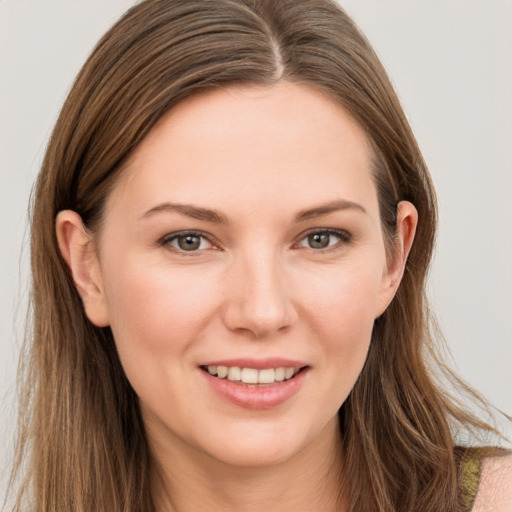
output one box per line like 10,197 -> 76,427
108,81 -> 379,221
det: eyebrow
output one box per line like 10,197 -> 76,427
293,199 -> 367,222
141,203 -> 229,224
141,198 -> 366,224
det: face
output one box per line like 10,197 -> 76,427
63,82 -> 412,469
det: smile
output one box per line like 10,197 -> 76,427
202,365 -> 301,385
201,363 -> 309,409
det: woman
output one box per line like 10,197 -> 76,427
8,0 -> 511,510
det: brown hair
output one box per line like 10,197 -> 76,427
9,0 -> 503,510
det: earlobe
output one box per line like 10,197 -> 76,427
376,201 -> 418,316
55,210 -> 110,327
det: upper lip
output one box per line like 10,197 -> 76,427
200,358 -> 308,369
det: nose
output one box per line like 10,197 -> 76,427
222,251 -> 298,339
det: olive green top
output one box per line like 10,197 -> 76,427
459,449 -> 483,512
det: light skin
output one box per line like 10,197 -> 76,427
473,455 -> 512,512
57,81 -> 418,511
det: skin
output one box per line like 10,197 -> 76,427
57,81 -> 418,511
473,455 -> 512,512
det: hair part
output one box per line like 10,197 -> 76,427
9,1 -> 504,511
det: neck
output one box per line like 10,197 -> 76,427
150,419 -> 347,512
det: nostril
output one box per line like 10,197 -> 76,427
222,301 -> 297,338
221,265 -> 298,337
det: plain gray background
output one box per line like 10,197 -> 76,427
1,0 -> 511,495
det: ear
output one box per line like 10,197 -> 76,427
55,210 -> 110,327
375,201 -> 418,317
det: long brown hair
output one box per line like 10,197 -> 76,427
9,0 -> 504,510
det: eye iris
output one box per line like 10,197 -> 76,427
308,233 -> 330,249
178,235 -> 201,251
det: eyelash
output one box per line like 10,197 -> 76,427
296,229 -> 352,251
159,228 -> 352,255
159,231 -> 216,255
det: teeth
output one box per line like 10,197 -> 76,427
227,367 -> 241,381
241,368 -> 258,384
206,365 -> 301,384
217,365 -> 228,378
274,367 -> 285,382
258,368 -> 275,384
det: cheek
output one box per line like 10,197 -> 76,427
100,255 -> 221,377
296,257 -> 383,333
295,260 -> 383,394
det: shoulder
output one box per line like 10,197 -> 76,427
472,451 -> 512,512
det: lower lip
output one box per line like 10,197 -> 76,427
202,368 -> 308,410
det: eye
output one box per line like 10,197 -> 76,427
161,231 -> 214,252
298,229 -> 350,250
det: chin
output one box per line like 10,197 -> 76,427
206,436 -> 306,468
195,415 -> 338,470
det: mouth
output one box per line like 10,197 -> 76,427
200,365 -> 305,385
200,362 -> 309,409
